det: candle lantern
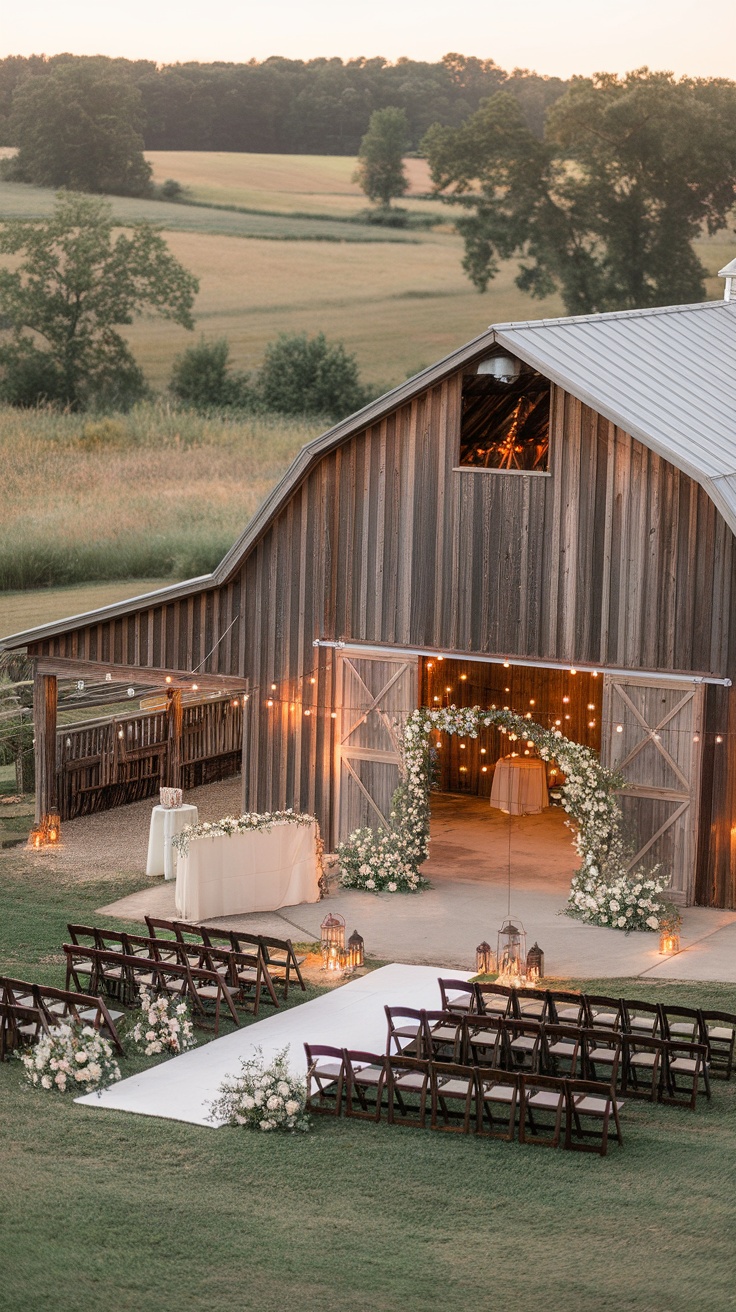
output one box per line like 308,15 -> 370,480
44,813 -> 61,845
347,930 -> 365,970
526,942 -> 544,981
29,825 -> 45,850
659,930 -> 680,956
475,941 -> 496,975
497,919 -> 526,985
320,911 -> 345,955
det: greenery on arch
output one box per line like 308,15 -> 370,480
338,704 -> 669,931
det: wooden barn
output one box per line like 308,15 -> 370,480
5,296 -> 736,908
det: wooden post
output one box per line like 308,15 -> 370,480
33,670 -> 57,824
166,688 -> 182,788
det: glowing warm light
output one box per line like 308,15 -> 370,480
565,715 -> 571,720
165,675 -> 172,684
716,735 -> 723,744
659,931 -> 680,956
527,740 -> 534,747
503,661 -> 510,668
459,766 -> 468,773
592,671 -> 599,677
304,709 -> 311,716
310,678 -> 316,685
267,699 -> 274,708
504,687 -> 510,693
437,655 -> 444,662
460,743 -> 466,749
616,724 -> 623,733
433,696 -> 440,702
271,683 -> 277,691
524,749 -> 530,755
529,699 -> 535,706
562,696 -> 570,703
427,662 -> 433,669
570,668 -> 577,674
191,683 -> 198,691
693,734 -> 700,743
555,719 -> 561,726
331,712 -> 337,719
588,720 -> 595,728
446,686 -> 452,692
525,712 -> 532,719
480,748 -> 486,754
481,766 -> 488,773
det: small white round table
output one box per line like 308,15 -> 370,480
490,756 -> 549,815
145,803 -> 199,881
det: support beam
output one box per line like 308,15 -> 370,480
165,688 -> 183,789
33,670 -> 57,823
35,655 -> 248,692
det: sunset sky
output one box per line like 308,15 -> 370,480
4,0 -> 736,80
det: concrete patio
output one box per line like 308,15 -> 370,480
85,784 -> 736,983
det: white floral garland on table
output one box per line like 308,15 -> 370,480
172,808 -> 328,897
338,705 -> 668,931
19,1022 -> 121,1093
209,1047 -> 310,1132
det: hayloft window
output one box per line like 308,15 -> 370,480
458,356 -> 550,472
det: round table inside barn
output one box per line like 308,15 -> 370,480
490,756 -> 549,815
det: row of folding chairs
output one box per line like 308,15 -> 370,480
438,978 -> 736,1080
0,975 -> 124,1060
386,1007 -> 712,1109
66,923 -> 283,1015
144,917 -> 307,1000
304,1044 -> 623,1157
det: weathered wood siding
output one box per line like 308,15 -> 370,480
26,370 -> 736,902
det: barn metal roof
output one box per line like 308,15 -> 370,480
4,297 -> 736,649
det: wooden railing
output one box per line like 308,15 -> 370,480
57,695 -> 243,820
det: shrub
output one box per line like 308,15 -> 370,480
160,179 -> 184,201
256,332 -> 371,420
169,338 -> 252,411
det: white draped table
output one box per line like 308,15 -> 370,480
490,756 -> 549,816
146,804 -> 199,881
175,819 -> 321,921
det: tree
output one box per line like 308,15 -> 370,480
423,71 -> 736,314
5,60 -> 152,196
0,193 -> 199,410
354,107 -> 410,208
170,337 -> 251,410
257,332 -> 371,419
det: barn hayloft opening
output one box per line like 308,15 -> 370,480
459,354 -> 551,471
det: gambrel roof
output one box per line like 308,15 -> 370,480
4,297 -> 736,649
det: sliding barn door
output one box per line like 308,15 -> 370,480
337,652 -> 418,842
601,676 -> 704,904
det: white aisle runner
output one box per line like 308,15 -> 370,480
75,964 -> 469,1128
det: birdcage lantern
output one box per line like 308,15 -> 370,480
321,911 -> 345,951
475,941 -> 495,975
347,929 -> 365,970
526,941 -> 544,982
497,919 -> 526,985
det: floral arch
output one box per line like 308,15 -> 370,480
338,705 -> 668,932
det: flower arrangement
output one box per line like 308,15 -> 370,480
338,704 -> 666,930
172,809 -> 318,859
209,1047 -> 310,1132
130,989 -> 195,1057
19,1022 -> 120,1093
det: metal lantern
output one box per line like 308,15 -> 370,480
659,930 -> 680,956
475,941 -> 496,975
497,919 -> 526,983
320,911 -> 345,953
28,825 -> 45,850
526,942 -> 545,981
347,930 -> 365,970
44,812 -> 61,845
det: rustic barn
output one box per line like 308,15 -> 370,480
4,296 -> 736,907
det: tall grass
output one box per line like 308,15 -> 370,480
0,403 -> 319,590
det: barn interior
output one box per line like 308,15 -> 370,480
418,656 -> 603,892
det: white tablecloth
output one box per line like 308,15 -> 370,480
146,804 -> 199,881
490,757 -> 549,815
175,820 -> 321,921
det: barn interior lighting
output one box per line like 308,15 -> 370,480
267,699 -> 274,708
504,687 -> 510,693
127,687 -> 135,697
271,683 -> 277,691
529,699 -> 535,706
191,683 -> 198,691
433,696 -> 440,702
481,766 -> 488,773
480,748 -> 486,754
570,668 -> 577,675
460,673 -> 467,681
562,696 -> 570,703
310,678 -> 316,685
437,655 -> 444,662
587,703 -> 595,710
331,712 -> 337,719
165,676 -> 172,684
105,673 -> 112,682
446,686 -> 452,692
555,719 -> 561,726
616,724 -> 623,733
503,661 -> 510,668
588,720 -> 595,728
304,709 -> 311,716
460,743 -> 466,749
716,735 -> 723,744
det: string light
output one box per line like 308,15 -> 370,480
570,668 -> 577,675
562,696 -> 570,703
480,748 -> 486,754
588,720 -> 595,728
310,678 -> 316,685
304,709 -> 311,716
529,699 -> 535,706
271,683 -> 277,691
165,675 -> 172,684
460,743 -> 466,749
716,735 -> 723,744
267,699 -> 274,708
460,673 -> 467,681
191,683 -> 198,691
616,724 -> 623,733
331,712 -> 337,719
587,703 -> 595,710
555,719 -> 561,726
503,661 -> 510,668
437,655 -> 444,662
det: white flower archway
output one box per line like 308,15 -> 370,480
338,705 -> 668,931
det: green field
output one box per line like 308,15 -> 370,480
1,852 -> 736,1312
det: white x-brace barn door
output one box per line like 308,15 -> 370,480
601,676 -> 704,905
336,652 -> 418,843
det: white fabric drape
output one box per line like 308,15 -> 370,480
175,820 -> 320,920
146,804 -> 199,880
490,757 -> 549,815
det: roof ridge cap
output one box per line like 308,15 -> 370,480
491,300 -> 729,333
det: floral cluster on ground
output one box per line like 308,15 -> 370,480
338,705 -> 666,930
209,1047 -> 310,1132
19,1021 -> 121,1093
130,990 -> 195,1057
173,809 -> 317,858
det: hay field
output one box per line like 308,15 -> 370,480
0,406 -> 316,592
145,151 -> 445,218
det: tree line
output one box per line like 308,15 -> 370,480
0,53 -> 566,155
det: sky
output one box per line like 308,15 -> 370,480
4,0 -> 736,80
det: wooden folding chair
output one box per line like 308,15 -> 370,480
475,1067 -> 520,1141
621,998 -> 661,1037
430,1060 -> 479,1133
658,1004 -> 703,1044
63,944 -> 99,995
0,979 -> 47,1059
341,1049 -> 387,1121
661,1040 -> 711,1110
698,1010 -> 736,1080
547,989 -> 586,1027
36,985 -> 124,1054
422,1010 -> 463,1063
580,1028 -> 623,1091
542,1024 -> 582,1077
438,979 -> 477,1015
566,1078 -> 624,1156
65,925 -> 98,983
385,1006 -> 424,1056
583,994 -> 623,1031
386,1054 -> 430,1127
519,1073 -> 568,1148
461,1014 -> 505,1068
505,1017 -> 544,1073
304,1043 -> 345,1116
474,981 -> 520,1018
257,935 -> 307,999
621,1033 -> 664,1101
517,987 -> 552,1022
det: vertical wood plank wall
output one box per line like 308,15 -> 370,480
27,373 -> 736,903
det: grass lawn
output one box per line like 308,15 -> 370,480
2,854 -> 736,1312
